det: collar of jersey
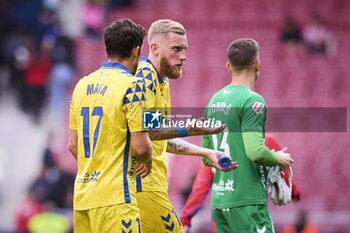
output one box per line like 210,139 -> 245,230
140,56 -> 165,84
101,61 -> 130,73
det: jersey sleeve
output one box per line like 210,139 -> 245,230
122,79 -> 146,133
241,94 -> 266,133
201,135 -> 214,166
135,65 -> 156,109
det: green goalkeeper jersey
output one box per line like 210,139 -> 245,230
203,84 -> 269,209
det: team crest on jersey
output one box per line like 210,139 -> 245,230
252,102 -> 264,115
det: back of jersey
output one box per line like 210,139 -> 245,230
205,84 -> 268,209
69,62 -> 146,210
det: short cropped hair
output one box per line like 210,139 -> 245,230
227,38 -> 259,71
104,19 -> 146,59
148,19 -> 186,43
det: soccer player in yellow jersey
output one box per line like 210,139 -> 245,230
135,19 -> 238,233
68,19 -> 152,233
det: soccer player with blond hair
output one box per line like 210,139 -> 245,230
135,19 -> 237,233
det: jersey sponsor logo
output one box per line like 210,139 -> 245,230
252,102 -> 264,115
76,171 -> 101,183
128,156 -> 137,177
213,179 -> 235,195
225,179 -> 234,191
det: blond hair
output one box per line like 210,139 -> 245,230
148,19 -> 186,43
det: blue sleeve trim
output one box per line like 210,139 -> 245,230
123,128 -> 131,203
136,175 -> 142,192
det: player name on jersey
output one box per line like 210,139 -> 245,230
87,83 -> 108,96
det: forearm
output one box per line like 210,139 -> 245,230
166,138 -> 211,157
149,121 -> 224,140
69,147 -> 77,160
149,127 -> 189,140
242,132 -> 279,166
68,129 -> 78,160
131,131 -> 153,163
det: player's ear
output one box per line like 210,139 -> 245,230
226,62 -> 232,74
150,43 -> 160,56
132,46 -> 140,58
255,60 -> 260,72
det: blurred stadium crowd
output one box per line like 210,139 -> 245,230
0,0 -> 349,232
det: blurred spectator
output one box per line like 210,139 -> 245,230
81,0 -> 105,40
282,210 -> 319,233
0,0 -> 13,68
43,0 -> 60,12
28,203 -> 70,233
280,16 -> 302,45
48,35 -> 75,129
2,26 -> 32,103
48,62 -> 74,126
302,14 -> 336,57
9,0 -> 42,39
15,182 -> 46,233
16,146 -> 74,233
17,144 -> 75,220
106,0 -> 134,7
38,146 -> 75,208
37,8 -> 58,44
278,16 -> 302,57
22,43 -> 52,124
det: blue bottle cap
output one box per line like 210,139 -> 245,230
218,155 -> 232,169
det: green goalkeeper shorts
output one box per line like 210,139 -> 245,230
212,204 -> 274,233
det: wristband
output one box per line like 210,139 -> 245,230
176,127 -> 188,137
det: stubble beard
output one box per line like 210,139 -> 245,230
160,56 -> 182,79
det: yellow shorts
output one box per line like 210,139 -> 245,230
136,191 -> 184,233
74,203 -> 141,233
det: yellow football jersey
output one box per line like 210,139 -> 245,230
69,62 -> 146,210
135,57 -> 171,193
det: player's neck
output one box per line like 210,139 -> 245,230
230,73 -> 255,90
107,58 -> 133,73
148,54 -> 164,78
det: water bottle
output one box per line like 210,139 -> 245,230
218,154 -> 232,169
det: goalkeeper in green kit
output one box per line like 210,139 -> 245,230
203,38 -> 294,233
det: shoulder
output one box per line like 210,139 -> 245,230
72,75 -> 89,93
136,57 -> 159,93
244,90 -> 266,106
136,57 -> 157,78
209,86 -> 229,101
239,90 -> 266,116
